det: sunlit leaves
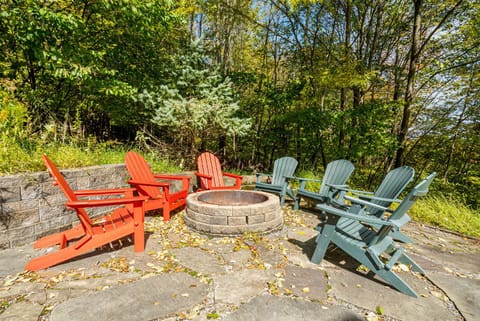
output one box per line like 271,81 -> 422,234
143,41 -> 252,153
0,0 -> 182,134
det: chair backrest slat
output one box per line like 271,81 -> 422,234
369,166 -> 415,216
125,151 -> 161,198
197,152 -> 225,188
271,157 -> 298,185
388,172 -> 436,223
42,155 -> 93,231
319,159 -> 355,196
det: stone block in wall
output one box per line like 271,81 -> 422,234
0,175 -> 21,202
73,165 -> 128,189
34,216 -> 68,236
75,175 -> 90,190
2,198 -> 38,213
228,216 -> 248,226
62,212 -> 79,226
0,198 -> 40,229
0,240 -> 10,250
247,214 -> 265,225
38,202 -> 67,221
41,178 -> 61,196
91,173 -> 117,188
0,225 -> 35,247
19,174 -> 46,200
0,208 -> 39,230
11,235 -> 37,248
61,169 -> 82,190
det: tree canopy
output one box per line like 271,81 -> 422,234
1,0 -> 479,206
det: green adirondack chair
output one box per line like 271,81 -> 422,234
254,156 -> 298,206
339,166 -> 415,243
340,166 -> 415,215
311,172 -> 436,298
293,159 -> 355,210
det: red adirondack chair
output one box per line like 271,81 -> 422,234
25,155 -> 147,271
125,151 -> 190,221
194,152 -> 243,191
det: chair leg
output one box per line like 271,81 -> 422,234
398,253 -> 425,274
340,242 -> 419,298
286,189 -> 296,203
391,230 -> 413,243
25,235 -> 93,271
163,203 -> 171,222
311,219 -> 336,264
375,268 -> 418,298
293,197 -> 300,211
33,225 -> 85,249
133,224 -> 145,253
385,244 -> 424,274
132,205 -> 145,251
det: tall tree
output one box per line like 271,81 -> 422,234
395,0 -> 465,167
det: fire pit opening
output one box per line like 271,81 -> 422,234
198,190 -> 268,205
185,190 -> 283,236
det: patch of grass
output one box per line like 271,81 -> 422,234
206,311 -> 220,319
0,141 -> 184,176
409,195 -> 480,238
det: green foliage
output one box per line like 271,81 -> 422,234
409,195 -> 480,238
0,89 -> 181,174
0,138 -> 183,176
142,41 -> 251,155
0,0 -> 182,133
0,88 -> 37,174
429,178 -> 480,211
291,170 -> 323,190
376,306 -> 385,316
0,89 -> 30,140
206,311 -> 220,319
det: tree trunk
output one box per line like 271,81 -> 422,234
338,0 -> 352,152
395,0 -> 422,167
395,0 -> 464,167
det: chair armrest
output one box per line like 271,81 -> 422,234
155,175 -> 190,193
328,199 -> 350,210
294,176 -> 323,183
74,188 -> 137,197
343,195 -> 394,212
223,172 -> 243,180
359,195 -> 401,204
316,203 -> 392,226
224,172 -> 242,189
194,172 -> 213,179
127,179 -> 170,188
324,183 -> 350,192
294,176 -> 323,190
345,189 -> 400,203
66,196 -> 148,209
153,174 -> 191,181
349,189 -> 374,196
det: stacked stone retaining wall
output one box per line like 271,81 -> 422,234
0,164 -> 130,249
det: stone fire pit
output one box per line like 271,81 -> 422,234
185,190 -> 283,235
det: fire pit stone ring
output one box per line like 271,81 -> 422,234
185,190 -> 283,235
